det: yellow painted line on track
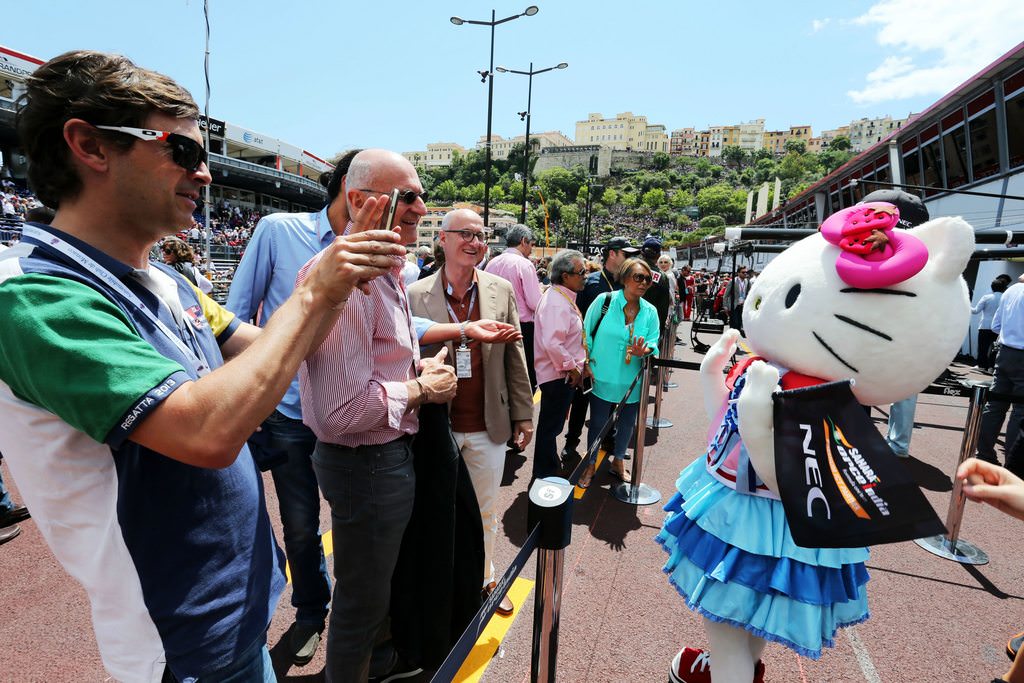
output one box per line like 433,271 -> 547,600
574,449 -> 606,499
288,544 -> 534,681
453,577 -> 536,683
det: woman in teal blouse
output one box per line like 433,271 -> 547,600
579,258 -> 660,487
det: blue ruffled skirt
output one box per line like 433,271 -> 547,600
655,457 -> 871,659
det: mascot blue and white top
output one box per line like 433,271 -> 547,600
657,194 -> 974,683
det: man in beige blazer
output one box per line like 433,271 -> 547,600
407,208 -> 534,616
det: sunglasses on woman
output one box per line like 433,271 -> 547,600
94,125 -> 208,172
630,272 -> 653,284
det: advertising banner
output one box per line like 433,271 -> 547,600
773,380 -> 944,548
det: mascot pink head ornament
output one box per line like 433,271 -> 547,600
819,202 -> 929,289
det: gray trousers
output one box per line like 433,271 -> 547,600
976,345 -> 1024,462
313,437 -> 415,683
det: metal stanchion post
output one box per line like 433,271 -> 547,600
915,382 -> 990,564
647,319 -> 674,429
527,478 -> 575,683
614,357 -> 661,506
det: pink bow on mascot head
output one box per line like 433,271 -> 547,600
819,202 -> 929,289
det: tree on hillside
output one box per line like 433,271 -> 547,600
669,189 -> 695,208
722,145 -> 748,170
642,188 -> 667,208
434,179 -> 459,203
535,166 -> 586,204
651,151 -> 671,170
829,135 -> 852,152
784,138 -> 807,155
696,183 -> 746,223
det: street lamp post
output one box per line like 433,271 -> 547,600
533,184 -> 550,249
495,61 -> 567,225
450,5 -> 539,228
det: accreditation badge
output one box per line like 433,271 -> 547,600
455,345 -> 473,379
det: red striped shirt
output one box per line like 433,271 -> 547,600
297,251 -> 420,446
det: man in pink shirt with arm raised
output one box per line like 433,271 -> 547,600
485,224 -> 542,391
532,249 -> 591,480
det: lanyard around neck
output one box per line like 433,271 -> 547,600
22,225 -> 212,376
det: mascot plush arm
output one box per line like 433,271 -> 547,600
700,329 -> 740,421
735,360 -> 781,494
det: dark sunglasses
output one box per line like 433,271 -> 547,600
94,125 -> 208,172
358,188 -> 429,205
630,272 -> 653,284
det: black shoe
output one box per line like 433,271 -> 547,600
368,654 -> 423,683
560,448 -> 582,477
288,621 -> 323,666
0,525 -> 21,546
0,504 -> 29,529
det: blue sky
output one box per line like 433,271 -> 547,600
8,0 -> 1023,160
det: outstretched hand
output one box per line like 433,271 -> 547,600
957,458 -> 1024,522
465,319 -> 522,344
628,335 -> 650,359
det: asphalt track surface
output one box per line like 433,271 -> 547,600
2,323 -> 1023,682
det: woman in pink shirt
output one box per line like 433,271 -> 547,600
532,250 -> 590,479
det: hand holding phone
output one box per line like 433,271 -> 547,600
379,188 -> 400,231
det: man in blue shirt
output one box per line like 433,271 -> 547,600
227,151 -> 361,665
978,276 -> 1024,466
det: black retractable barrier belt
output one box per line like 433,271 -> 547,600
651,357 -> 702,372
431,525 -> 542,683
984,391 -> 1024,403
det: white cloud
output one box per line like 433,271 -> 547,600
847,0 -> 1024,105
811,18 -> 831,33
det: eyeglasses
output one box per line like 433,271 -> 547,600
358,188 -> 429,205
93,125 -> 207,172
630,272 -> 653,284
443,229 -> 489,243
570,267 -> 587,276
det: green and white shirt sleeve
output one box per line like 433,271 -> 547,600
0,273 -> 188,446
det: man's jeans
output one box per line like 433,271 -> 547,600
313,437 -> 415,683
885,395 -> 917,456
249,410 -> 331,627
535,378 -> 578,479
977,345 -> 1024,462
0,464 -> 13,515
163,637 -> 274,683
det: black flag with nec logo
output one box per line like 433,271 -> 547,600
772,381 -> 945,548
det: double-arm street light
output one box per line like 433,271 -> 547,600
450,5 -> 539,228
495,61 -> 568,224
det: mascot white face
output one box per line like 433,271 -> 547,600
742,209 -> 974,406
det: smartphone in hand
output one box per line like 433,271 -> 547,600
380,188 -> 400,231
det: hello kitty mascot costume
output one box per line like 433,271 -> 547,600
657,193 -> 975,683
